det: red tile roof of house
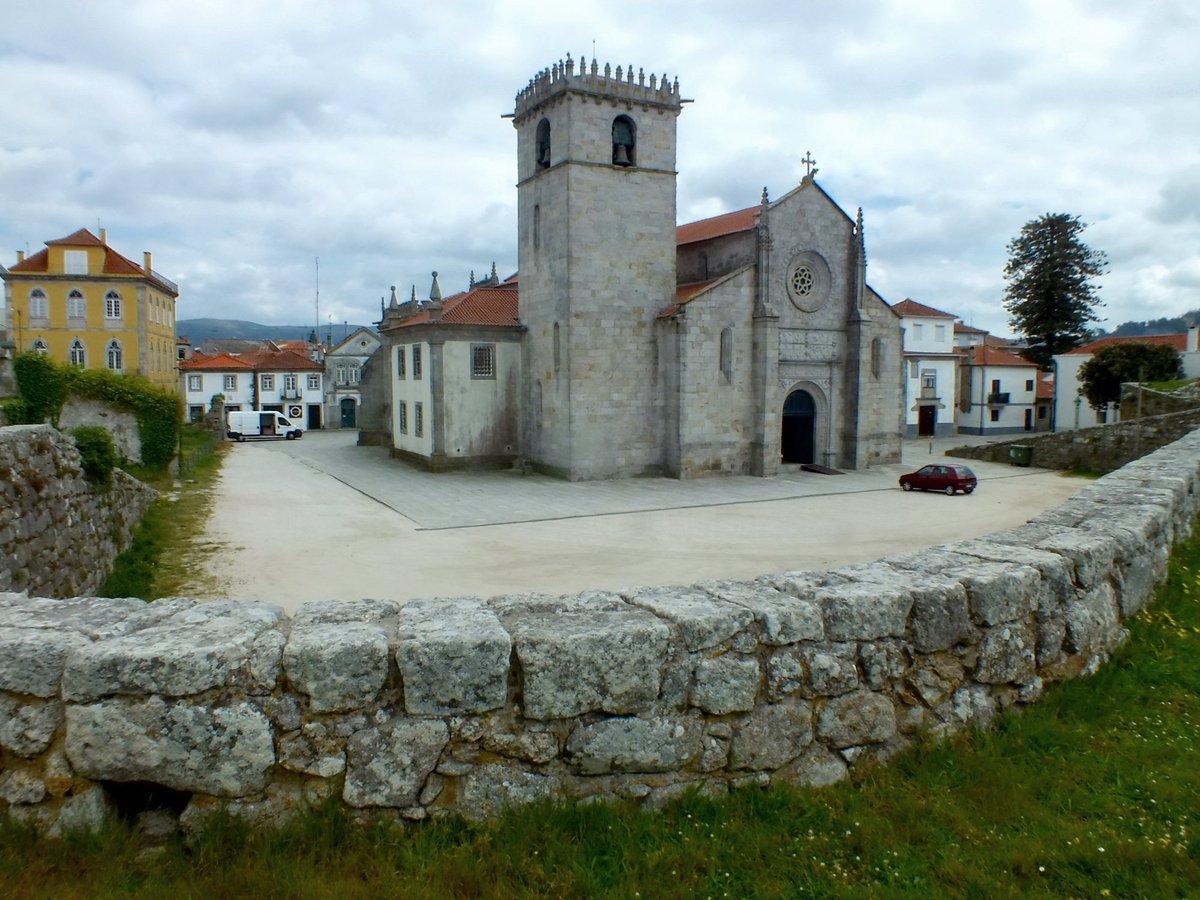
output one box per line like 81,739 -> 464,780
180,352 -> 253,371
892,298 -> 957,319
963,344 -> 1034,368
1065,333 -> 1187,355
659,279 -> 719,318
8,228 -> 178,294
1037,372 -> 1055,400
392,283 -> 520,329
954,322 -> 989,335
676,206 -> 760,246
239,348 -> 324,371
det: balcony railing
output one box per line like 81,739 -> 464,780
282,388 -> 302,400
987,392 -> 1010,405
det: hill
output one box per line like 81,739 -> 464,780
177,319 -> 374,346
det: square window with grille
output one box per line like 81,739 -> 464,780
261,374 -> 275,391
224,375 -> 237,391
415,401 -> 424,437
471,343 -> 496,379
307,374 -> 320,390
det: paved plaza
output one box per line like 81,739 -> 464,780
190,431 -> 1085,612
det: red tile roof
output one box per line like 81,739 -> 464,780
1066,334 -> 1187,355
393,283 -> 520,329
676,206 -> 759,246
963,344 -> 1035,368
954,322 -> 989,335
180,352 -> 253,371
8,228 -> 178,295
1036,372 -> 1055,400
659,279 -> 719,318
239,348 -> 323,371
892,298 -> 957,319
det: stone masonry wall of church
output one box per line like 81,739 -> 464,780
673,270 -> 759,476
854,295 -> 906,467
3,428 -> 1197,834
517,92 -> 680,478
0,425 -> 156,598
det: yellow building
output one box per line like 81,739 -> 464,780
2,228 -> 180,390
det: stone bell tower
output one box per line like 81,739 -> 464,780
512,56 -> 684,480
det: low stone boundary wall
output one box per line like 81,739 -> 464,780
0,425 -> 156,598
2,429 -> 1198,835
949,407 -> 1200,473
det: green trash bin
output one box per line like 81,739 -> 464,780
1009,445 -> 1032,467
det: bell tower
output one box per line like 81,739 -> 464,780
513,56 -> 684,479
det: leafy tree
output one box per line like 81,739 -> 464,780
1003,213 -> 1107,369
1078,342 -> 1183,411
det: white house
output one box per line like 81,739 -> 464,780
893,299 -> 959,437
1053,328 -> 1199,431
324,326 -> 381,429
180,346 -> 325,429
956,344 -> 1041,436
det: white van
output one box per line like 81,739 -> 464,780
226,410 -> 303,441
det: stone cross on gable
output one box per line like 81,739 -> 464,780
801,151 -> 818,179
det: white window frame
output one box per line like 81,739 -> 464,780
187,374 -> 202,392
105,291 -> 122,319
224,374 -> 238,391
29,289 -> 48,320
261,374 -> 275,391
63,250 -> 87,275
284,374 -> 298,392
67,290 -> 86,320
106,339 -> 122,371
69,339 -> 86,367
307,373 -> 320,390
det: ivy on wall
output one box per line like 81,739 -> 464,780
10,352 -> 181,470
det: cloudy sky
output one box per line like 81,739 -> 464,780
2,0 -> 1197,339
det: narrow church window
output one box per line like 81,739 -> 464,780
612,115 -> 635,166
871,337 -> 883,378
413,346 -> 422,380
719,328 -> 733,381
398,401 -> 408,434
535,381 -> 543,428
535,118 -> 551,170
471,344 -> 496,379
533,205 -> 541,252
396,347 -> 406,379
553,322 -> 560,373
414,402 -> 424,437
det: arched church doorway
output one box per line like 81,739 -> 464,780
340,398 -> 357,428
781,389 -> 816,464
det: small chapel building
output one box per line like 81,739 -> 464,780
373,57 -> 904,480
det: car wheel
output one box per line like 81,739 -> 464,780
901,481 -> 912,491
286,432 -> 296,441
944,485 -> 955,495
964,486 -> 975,494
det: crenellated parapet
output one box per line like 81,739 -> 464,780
513,55 -> 683,124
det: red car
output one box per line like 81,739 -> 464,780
899,464 -> 977,495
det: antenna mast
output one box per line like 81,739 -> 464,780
314,257 -> 320,332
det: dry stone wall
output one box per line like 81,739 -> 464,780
2,429 -> 1198,835
0,425 -> 156,598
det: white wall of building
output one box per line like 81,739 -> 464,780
957,364 -> 1038,435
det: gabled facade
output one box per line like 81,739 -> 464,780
956,344 -> 1041,435
892,299 -> 959,437
1052,329 -> 1199,431
2,228 -> 180,389
324,326 -> 381,429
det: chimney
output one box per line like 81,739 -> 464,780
1189,325 -> 1198,354
16,250 -> 24,264
100,228 -> 107,244
143,251 -> 153,274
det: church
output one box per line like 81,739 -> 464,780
372,57 -> 904,480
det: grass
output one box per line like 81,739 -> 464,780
4,521 -> 1198,896
99,425 -> 227,600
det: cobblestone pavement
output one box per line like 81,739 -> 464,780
192,431 -> 1084,611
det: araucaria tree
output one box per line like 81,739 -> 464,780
1078,342 -> 1184,411
1002,213 -> 1107,369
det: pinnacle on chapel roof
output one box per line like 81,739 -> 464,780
388,285 -> 400,310
429,271 -> 442,305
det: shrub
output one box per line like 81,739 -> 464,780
0,396 -> 27,425
12,352 -> 67,424
71,425 -> 117,485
